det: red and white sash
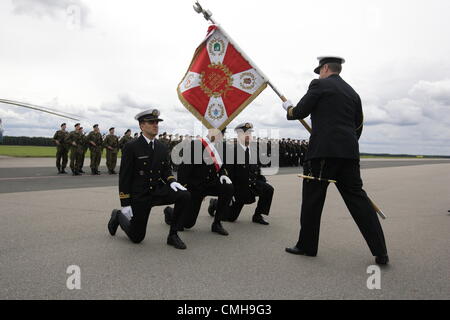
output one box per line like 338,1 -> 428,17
200,138 -> 223,173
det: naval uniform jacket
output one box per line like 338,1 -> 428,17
226,142 -> 267,204
287,74 -> 363,160
177,139 -> 229,194
119,135 -> 176,207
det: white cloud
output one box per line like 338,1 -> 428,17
1,0 -> 450,155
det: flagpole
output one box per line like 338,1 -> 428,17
192,2 -> 313,131
192,1 -> 386,220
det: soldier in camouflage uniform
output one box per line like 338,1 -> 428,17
87,124 -> 103,175
65,123 -> 84,175
78,127 -> 89,173
52,123 -> 69,174
103,127 -> 119,174
119,129 -> 133,152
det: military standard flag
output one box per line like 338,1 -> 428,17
177,25 -> 267,130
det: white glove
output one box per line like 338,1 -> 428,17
170,182 -> 187,192
282,100 -> 293,111
220,175 -> 232,184
121,206 -> 133,220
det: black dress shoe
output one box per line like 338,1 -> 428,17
164,206 -> 173,225
252,214 -> 269,225
375,255 -> 389,265
79,169 -> 85,174
57,169 -> 62,174
212,222 -> 229,236
108,209 -> 120,236
208,198 -> 217,217
61,169 -> 67,174
285,246 -> 316,256
167,234 -> 187,249
111,170 -> 117,174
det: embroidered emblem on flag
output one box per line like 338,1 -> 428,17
177,25 -> 267,130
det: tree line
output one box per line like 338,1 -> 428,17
1,136 -> 54,146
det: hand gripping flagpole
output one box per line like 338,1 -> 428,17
192,1 -> 386,220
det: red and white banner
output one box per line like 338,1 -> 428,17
177,25 -> 267,130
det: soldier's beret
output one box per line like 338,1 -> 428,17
93,124 -> 98,128
134,109 -> 163,122
61,123 -> 66,127
109,127 -> 114,131
74,123 -> 80,127
234,122 -> 254,133
125,129 -> 131,134
314,56 -> 345,74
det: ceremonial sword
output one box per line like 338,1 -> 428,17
192,1 -> 386,220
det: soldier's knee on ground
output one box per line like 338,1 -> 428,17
129,234 -> 145,244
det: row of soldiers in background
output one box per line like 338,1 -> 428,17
278,138 -> 309,167
54,123 -> 309,175
53,123 -> 136,176
157,132 -> 310,169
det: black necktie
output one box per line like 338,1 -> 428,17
149,141 -> 154,158
245,147 -> 249,164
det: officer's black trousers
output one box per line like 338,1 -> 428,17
228,181 -> 274,221
118,187 -> 190,244
296,158 -> 387,256
184,182 -> 234,229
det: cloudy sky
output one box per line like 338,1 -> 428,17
1,0 -> 450,155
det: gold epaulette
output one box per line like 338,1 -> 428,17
119,192 -> 130,199
167,176 -> 175,181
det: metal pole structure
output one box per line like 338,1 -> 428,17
0,99 -> 80,121
192,1 -> 386,219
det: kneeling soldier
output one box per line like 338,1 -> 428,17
209,122 -> 274,225
164,128 -> 233,236
107,109 -> 190,249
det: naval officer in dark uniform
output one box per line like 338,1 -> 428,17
164,128 -> 234,236
283,56 -> 389,265
107,109 -> 190,249
209,122 -> 274,225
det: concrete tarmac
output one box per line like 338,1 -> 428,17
0,157 -> 449,299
